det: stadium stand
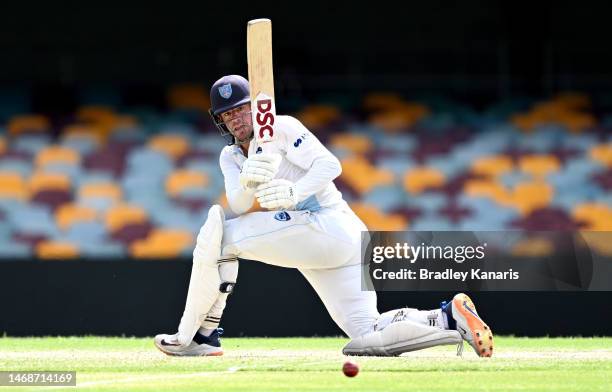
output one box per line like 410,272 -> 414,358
0,88 -> 611,258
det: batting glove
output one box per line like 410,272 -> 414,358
239,153 -> 282,191
255,179 -> 299,210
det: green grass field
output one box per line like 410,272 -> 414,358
0,337 -> 610,391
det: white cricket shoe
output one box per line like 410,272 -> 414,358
154,329 -> 224,357
442,293 -> 494,357
342,319 -> 462,356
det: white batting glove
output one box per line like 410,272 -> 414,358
239,153 -> 282,192
255,179 -> 299,210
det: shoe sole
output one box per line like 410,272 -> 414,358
154,341 -> 224,357
452,293 -> 493,357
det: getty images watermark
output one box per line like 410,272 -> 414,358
361,231 -> 612,291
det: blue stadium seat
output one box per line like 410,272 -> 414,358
362,185 -> 407,213
0,159 -> 33,178
12,135 -> 51,156
0,242 -> 32,258
80,242 -> 126,258
8,204 -> 58,237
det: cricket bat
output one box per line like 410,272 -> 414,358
247,18 -> 277,152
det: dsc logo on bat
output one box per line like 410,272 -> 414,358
254,93 -> 275,141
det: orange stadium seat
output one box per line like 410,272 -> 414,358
463,179 -> 508,200
340,156 -> 394,194
104,204 -> 148,232
36,241 -> 79,259
78,182 -> 122,202
0,136 -> 6,155
28,172 -> 71,194
368,103 -> 429,132
76,105 -> 116,123
403,167 -> 445,194
149,134 -> 190,160
580,232 -> 612,256
129,229 -> 193,258
511,95 -> 596,133
511,238 -> 554,257
471,155 -> 514,177
351,202 -> 408,230
330,134 -> 373,155
7,114 -> 50,136
589,144 -> 612,167
35,146 -> 81,168
363,93 -> 406,111
130,240 -> 183,259
296,104 -> 341,129
507,182 -> 554,216
165,170 -> 208,197
75,106 -> 137,138
518,154 -> 560,178
572,203 -> 612,230
0,173 -> 29,200
62,125 -> 105,145
167,84 -> 210,112
55,203 -> 98,231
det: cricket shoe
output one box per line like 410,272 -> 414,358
441,293 -> 493,357
154,328 -> 224,357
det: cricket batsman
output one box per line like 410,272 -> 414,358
154,75 -> 494,357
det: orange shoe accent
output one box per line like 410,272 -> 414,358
453,293 -> 494,357
206,350 -> 224,356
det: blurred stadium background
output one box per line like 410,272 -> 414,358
0,2 -> 610,337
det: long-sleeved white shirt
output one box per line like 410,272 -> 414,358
219,115 -> 345,215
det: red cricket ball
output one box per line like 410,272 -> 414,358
342,360 -> 359,377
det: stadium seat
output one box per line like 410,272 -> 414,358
12,134 -> 52,156
589,143 -> 612,167
0,159 -> 33,178
80,241 -> 126,258
470,155 -> 514,178
7,114 -> 50,136
126,147 -> 174,175
0,136 -> 5,155
340,156 -> 394,194
9,204 -> 58,237
148,134 -> 190,160
0,172 -> 28,200
518,154 -> 561,178
104,204 -> 148,233
165,170 -> 208,197
572,203 -> 612,230
0,241 -> 32,258
508,182 -> 554,216
350,202 -> 408,230
403,167 -> 445,194
330,133 -> 373,155
28,173 -> 72,209
58,221 -> 107,244
60,126 -> 103,155
83,148 -> 127,177
55,203 -> 98,231
296,104 -> 341,129
78,182 -> 122,203
36,241 -> 79,259
35,146 -> 81,168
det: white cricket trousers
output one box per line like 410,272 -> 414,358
221,206 -> 379,338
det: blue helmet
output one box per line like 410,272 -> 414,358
209,75 -> 252,145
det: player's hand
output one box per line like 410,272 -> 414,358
255,179 -> 299,210
239,153 -> 282,192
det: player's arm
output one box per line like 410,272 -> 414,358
220,147 -> 281,214
255,116 -> 341,210
219,148 -> 256,215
